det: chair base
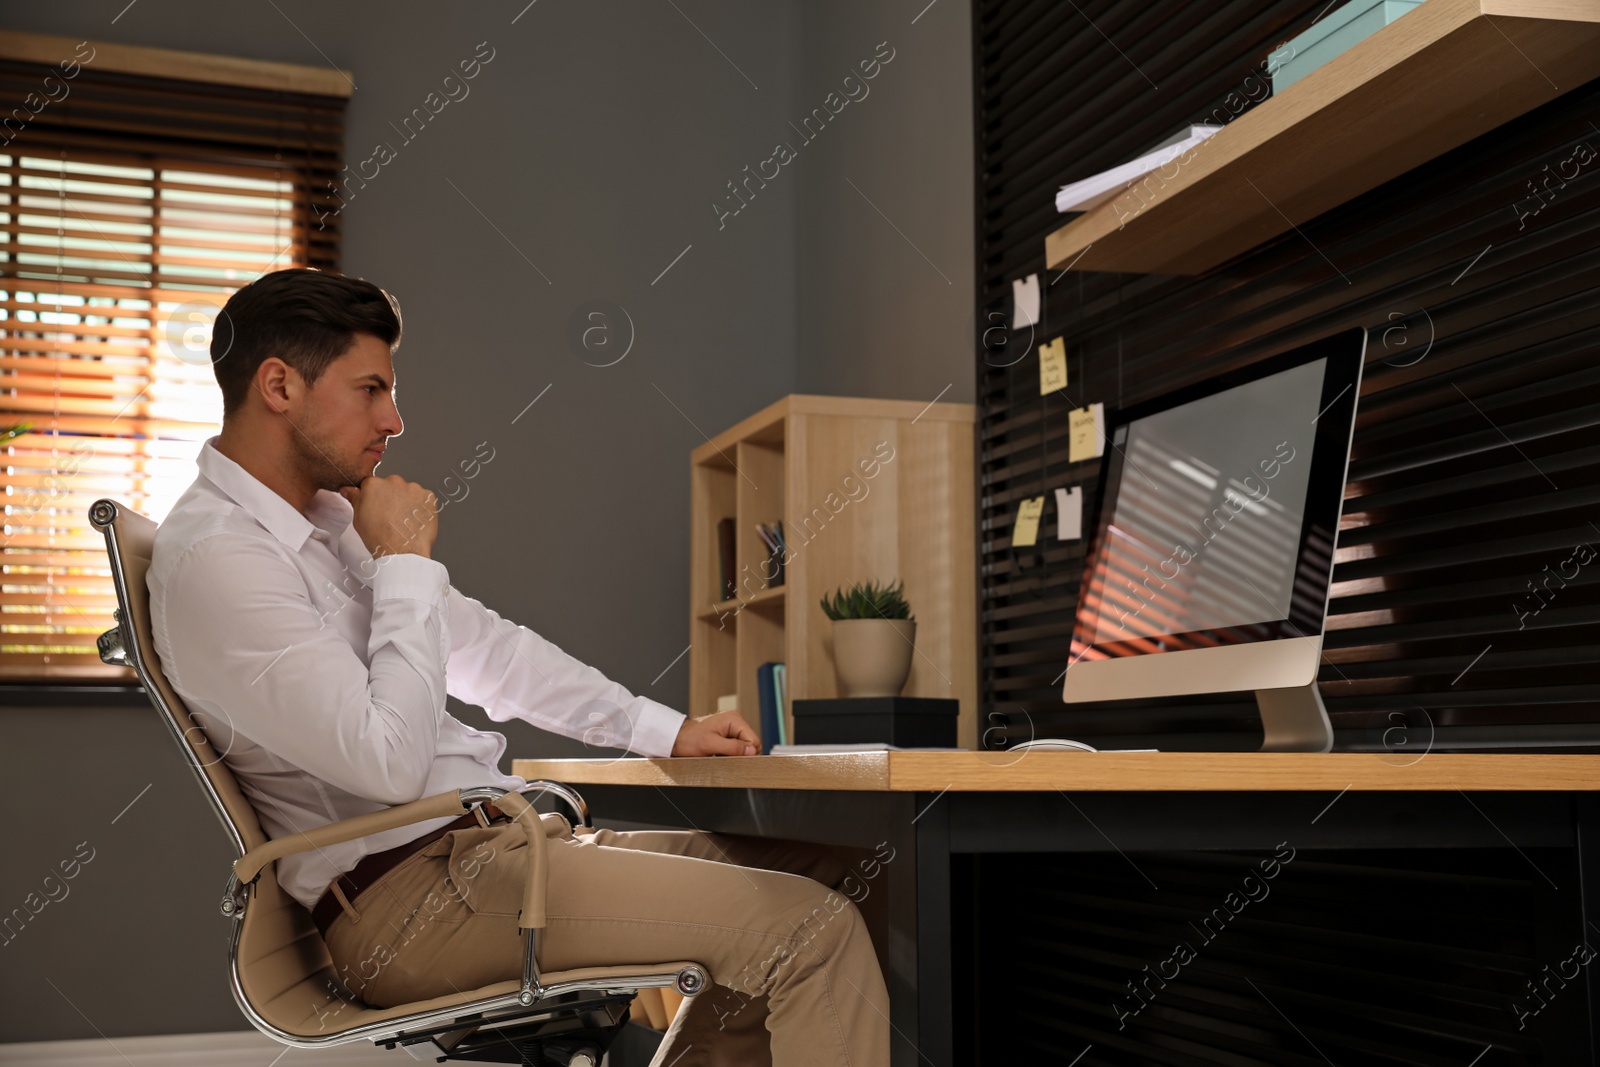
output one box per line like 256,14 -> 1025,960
386,994 -> 633,1065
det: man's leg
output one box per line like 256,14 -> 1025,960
574,824 -> 895,1066
322,817 -> 890,1067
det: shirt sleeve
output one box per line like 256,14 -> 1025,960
443,586 -> 686,758
157,533 -> 454,805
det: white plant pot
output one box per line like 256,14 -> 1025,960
830,618 -> 916,698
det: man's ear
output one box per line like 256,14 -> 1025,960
255,357 -> 296,414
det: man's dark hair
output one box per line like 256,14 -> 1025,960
210,268 -> 402,417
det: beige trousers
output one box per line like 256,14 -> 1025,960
322,813 -> 891,1067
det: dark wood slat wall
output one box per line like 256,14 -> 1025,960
968,847 -> 1580,1065
974,0 -> 1600,752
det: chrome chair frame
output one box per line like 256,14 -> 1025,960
90,499 -> 706,1065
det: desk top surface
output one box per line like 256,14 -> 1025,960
511,751 -> 1600,792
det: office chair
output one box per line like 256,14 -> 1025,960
89,499 -> 708,1067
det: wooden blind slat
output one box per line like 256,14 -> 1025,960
3,139 -> 342,187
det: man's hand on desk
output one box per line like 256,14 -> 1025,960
671,710 -> 759,756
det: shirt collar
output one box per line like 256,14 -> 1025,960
196,436 -> 354,552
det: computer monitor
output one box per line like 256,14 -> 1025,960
1061,327 -> 1366,751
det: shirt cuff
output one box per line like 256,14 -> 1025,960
627,696 -> 687,758
369,552 -> 450,604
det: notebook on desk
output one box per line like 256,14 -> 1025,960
769,742 -> 966,755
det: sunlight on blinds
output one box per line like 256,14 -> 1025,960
1,151 -> 303,679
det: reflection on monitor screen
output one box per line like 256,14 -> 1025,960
1061,327 -> 1365,749
1088,358 -> 1323,648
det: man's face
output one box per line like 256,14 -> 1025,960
286,332 -> 403,491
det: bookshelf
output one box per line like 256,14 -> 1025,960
1044,0 -> 1600,275
689,395 -> 979,750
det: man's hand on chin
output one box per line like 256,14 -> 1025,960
339,475 -> 439,559
671,710 -> 760,756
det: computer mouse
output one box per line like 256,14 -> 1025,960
1008,737 -> 1098,752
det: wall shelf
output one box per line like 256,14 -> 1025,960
1044,0 -> 1600,276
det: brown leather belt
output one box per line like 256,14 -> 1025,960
311,802 -> 502,939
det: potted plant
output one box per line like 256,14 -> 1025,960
820,579 -> 916,698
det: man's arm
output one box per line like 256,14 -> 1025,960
443,590 -> 758,757
157,534 -> 452,805
342,471 -> 757,757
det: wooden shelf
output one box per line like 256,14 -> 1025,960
697,585 -> 786,619
1045,0 -> 1600,275
688,394 -> 979,748
515,751 -> 1600,793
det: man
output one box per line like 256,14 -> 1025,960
148,267 -> 889,1066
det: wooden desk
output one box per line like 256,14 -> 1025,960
515,751 -> 1600,793
513,752 -> 1600,1064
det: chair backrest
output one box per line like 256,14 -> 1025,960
91,499 -> 549,1040
91,499 -> 361,1036
89,498 -> 267,856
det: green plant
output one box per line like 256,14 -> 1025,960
820,579 -> 914,622
0,422 -> 32,445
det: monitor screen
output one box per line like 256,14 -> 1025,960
1070,329 -> 1364,666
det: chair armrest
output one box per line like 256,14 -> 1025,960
491,790 -> 550,930
234,788 -> 473,886
233,785 -> 558,931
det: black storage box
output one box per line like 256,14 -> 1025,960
791,697 -> 959,747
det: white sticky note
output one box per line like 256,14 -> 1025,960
1012,495 -> 1045,547
1038,336 -> 1067,396
1011,273 -> 1040,330
1068,403 -> 1106,463
1055,486 -> 1082,541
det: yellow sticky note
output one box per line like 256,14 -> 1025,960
1012,496 -> 1045,547
1069,403 -> 1105,463
1038,337 -> 1067,396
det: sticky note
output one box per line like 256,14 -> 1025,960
1012,495 -> 1045,547
1069,403 -> 1105,463
1055,486 -> 1082,540
1038,336 -> 1067,396
1011,273 -> 1040,330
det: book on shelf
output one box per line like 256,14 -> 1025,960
716,517 -> 736,601
773,663 -> 787,745
756,661 -> 786,753
755,519 -> 786,588
1055,124 -> 1222,214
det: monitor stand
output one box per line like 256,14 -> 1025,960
1255,682 -> 1333,752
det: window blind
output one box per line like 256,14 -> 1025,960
0,45 -> 346,682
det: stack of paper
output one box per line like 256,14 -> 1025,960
1055,125 -> 1222,214
769,743 -> 967,754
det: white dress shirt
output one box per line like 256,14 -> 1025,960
148,438 -> 686,909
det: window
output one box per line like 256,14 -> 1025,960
0,37 -> 348,682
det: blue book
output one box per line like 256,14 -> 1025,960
773,663 -> 788,745
757,662 -> 779,754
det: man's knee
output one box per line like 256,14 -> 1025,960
787,887 -> 864,960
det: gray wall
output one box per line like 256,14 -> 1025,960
794,0 -> 976,402
0,696 -> 243,1039
0,0 -> 971,1042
